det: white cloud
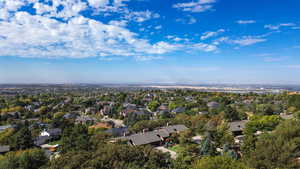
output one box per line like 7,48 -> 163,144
173,0 -> 216,13
173,37 -> 182,42
3,0 -> 26,11
124,10 -> 160,22
108,20 -> 128,27
192,43 -> 218,52
236,20 -> 256,24
212,37 -> 229,45
201,29 -> 225,40
264,23 -> 295,30
188,16 -> 197,24
135,55 -> 162,61
0,10 -> 178,59
88,0 -> 109,8
175,15 -> 197,24
113,0 -> 129,7
154,25 -> 162,30
0,0 -> 182,60
230,36 -> 266,46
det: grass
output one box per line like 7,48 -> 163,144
168,144 -> 185,153
48,140 -> 62,145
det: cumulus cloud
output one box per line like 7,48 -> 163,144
154,25 -> 162,30
88,0 -> 109,8
230,36 -> 267,46
135,55 -> 162,61
192,43 -> 218,52
175,15 -> 197,24
124,10 -> 160,22
236,20 -> 256,24
201,29 -> 225,40
264,23 -> 295,30
0,0 -> 180,60
108,20 -> 128,27
173,0 -> 216,13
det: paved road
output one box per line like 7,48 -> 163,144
155,146 -> 177,159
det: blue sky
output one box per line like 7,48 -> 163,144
0,0 -> 300,84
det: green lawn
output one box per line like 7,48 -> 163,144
48,140 -> 62,145
168,145 -> 185,153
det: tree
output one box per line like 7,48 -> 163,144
244,120 -> 300,169
244,115 -> 282,135
223,106 -> 240,122
11,126 -> 33,150
0,149 -> 48,169
47,144 -> 172,169
148,101 -> 160,112
288,95 -> 300,110
191,156 -> 248,169
199,135 -> 217,156
61,124 -> 90,153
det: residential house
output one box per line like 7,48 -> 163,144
207,101 -> 220,109
90,122 -> 114,129
171,107 -> 186,114
0,125 -> 13,133
123,103 -> 137,110
75,115 -> 96,124
40,128 -> 62,139
158,104 -> 169,112
6,111 -> 21,118
85,107 -> 97,114
120,108 -> 137,117
25,105 -> 33,111
63,113 -> 78,119
34,136 -> 51,146
100,105 -> 112,116
0,145 -> 10,154
280,113 -> 294,120
228,120 -> 248,136
116,124 -> 188,146
105,127 -> 129,137
198,111 -> 209,115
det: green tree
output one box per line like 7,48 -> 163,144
61,124 -> 90,153
11,126 -> 33,150
191,156 -> 248,169
224,106 -> 240,122
148,101 -> 160,112
244,119 -> 300,169
0,149 -> 47,169
199,135 -> 216,156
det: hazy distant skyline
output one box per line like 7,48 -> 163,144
0,0 -> 300,84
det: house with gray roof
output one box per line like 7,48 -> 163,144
34,136 -> 51,146
207,101 -> 220,109
0,125 -> 13,133
171,107 -> 186,114
116,124 -> 188,146
229,120 -> 248,136
0,145 -> 10,154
